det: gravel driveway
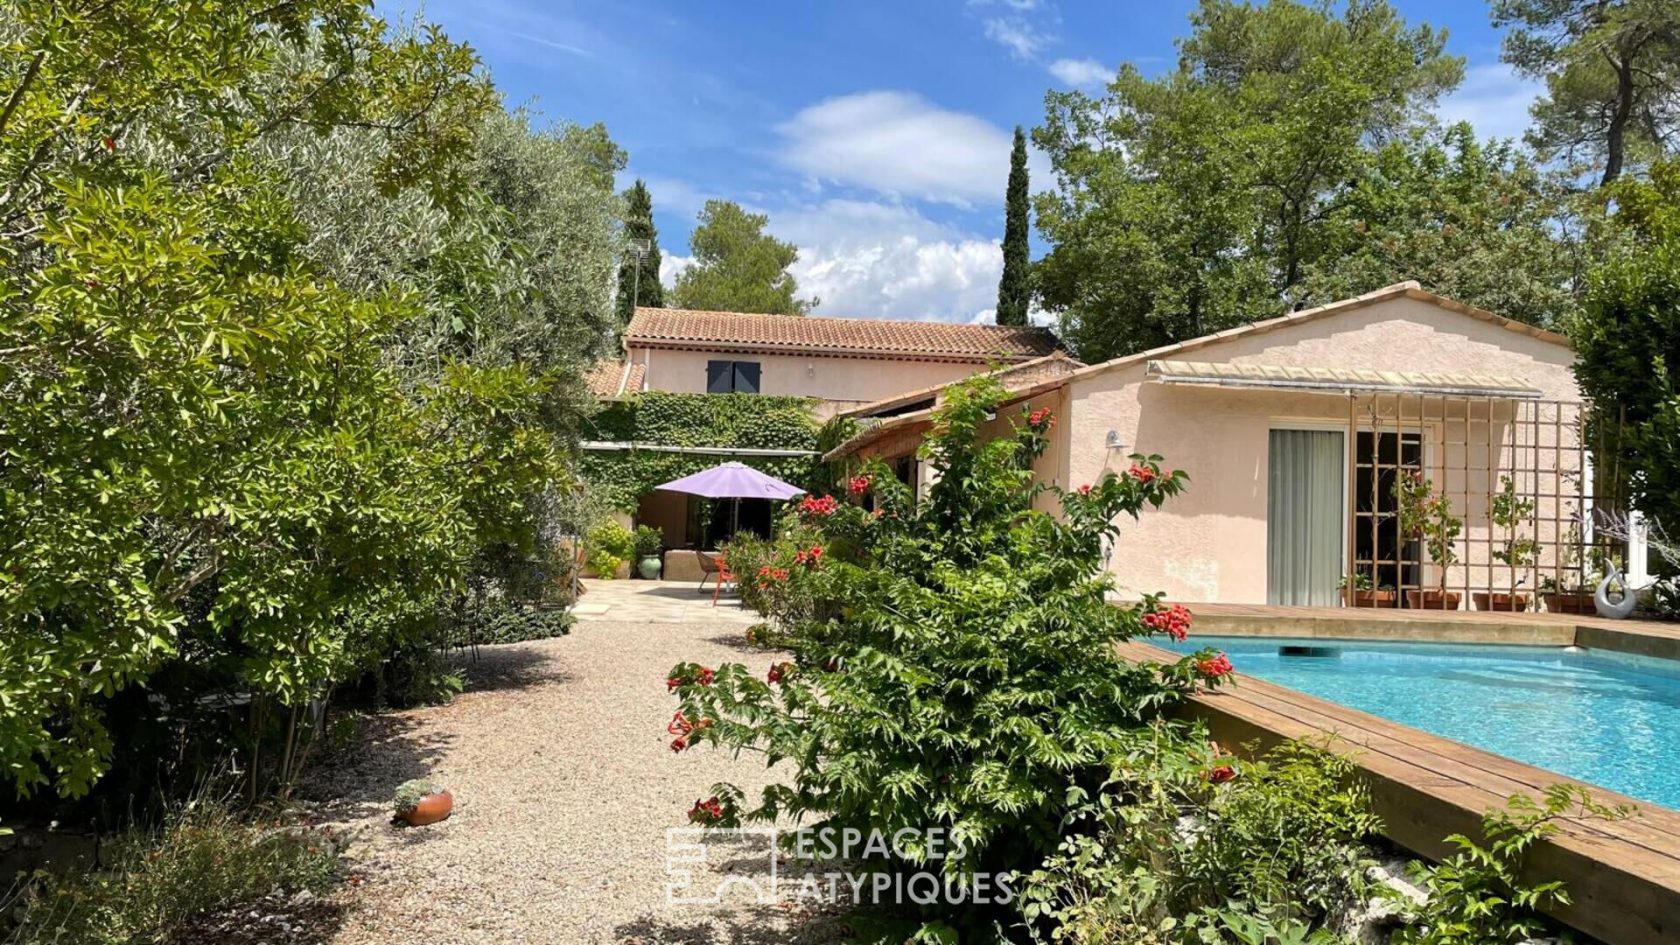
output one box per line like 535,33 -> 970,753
310,610 -> 847,944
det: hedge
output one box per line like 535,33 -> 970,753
578,392 -> 822,511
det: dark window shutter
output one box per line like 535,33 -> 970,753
706,360 -> 732,394
733,361 -> 761,394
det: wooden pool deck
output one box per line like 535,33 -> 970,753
1185,601 -> 1680,660
1119,635 -> 1680,945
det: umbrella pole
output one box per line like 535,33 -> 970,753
731,497 -> 740,540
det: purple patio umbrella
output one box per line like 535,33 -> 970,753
655,462 -> 805,542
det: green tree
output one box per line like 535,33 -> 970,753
616,179 -> 664,323
1495,0 -> 1680,185
0,1 -> 564,798
261,100 -> 625,378
672,200 -> 814,315
996,126 -> 1032,326
1034,0 -> 1463,361
1299,123 -> 1580,328
1572,161 -> 1680,547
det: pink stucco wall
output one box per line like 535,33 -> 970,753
1065,296 -> 1582,604
629,346 -> 997,417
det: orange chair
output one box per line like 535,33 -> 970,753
710,554 -> 734,606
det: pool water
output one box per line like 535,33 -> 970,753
1163,636 -> 1680,811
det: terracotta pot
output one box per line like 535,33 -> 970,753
1544,591 -> 1594,615
398,790 -> 453,827
1405,590 -> 1462,610
1352,590 -> 1397,608
1471,592 -> 1529,612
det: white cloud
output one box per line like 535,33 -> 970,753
791,237 -> 1004,323
659,253 -> 694,289
775,91 -> 1048,206
1048,57 -> 1111,88
755,198 -> 1003,322
1438,63 -> 1543,143
983,17 -> 1053,60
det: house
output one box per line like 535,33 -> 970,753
829,282 -> 1595,609
594,307 -> 1062,415
581,307 -> 1063,563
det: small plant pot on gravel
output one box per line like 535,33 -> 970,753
392,779 -> 453,827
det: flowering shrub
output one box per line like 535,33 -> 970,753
1195,651 -> 1234,681
721,520 -> 836,634
687,796 -> 725,824
1019,732 -> 1382,944
1141,602 -> 1193,641
665,375 -> 1229,934
797,494 -> 839,518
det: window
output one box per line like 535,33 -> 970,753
705,360 -> 761,394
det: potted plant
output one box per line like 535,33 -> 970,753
1339,571 -> 1396,608
584,520 -> 635,579
1476,475 -> 1538,612
1541,519 -> 1597,614
1540,575 -> 1595,614
1396,470 -> 1462,610
633,525 -> 664,580
393,778 -> 453,827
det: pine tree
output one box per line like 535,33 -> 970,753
616,179 -> 664,324
672,200 -> 814,315
996,126 -> 1031,326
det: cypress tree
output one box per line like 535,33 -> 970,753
996,126 -> 1031,326
617,179 -> 664,324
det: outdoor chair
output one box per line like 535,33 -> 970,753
696,551 -> 735,605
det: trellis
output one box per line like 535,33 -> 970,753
1340,394 -> 1616,611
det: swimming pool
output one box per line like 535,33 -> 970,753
1163,636 -> 1680,811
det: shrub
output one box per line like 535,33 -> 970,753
1397,784 -> 1632,945
7,802 -> 338,945
633,525 -> 664,559
377,643 -> 467,708
722,521 -> 825,629
666,376 -> 1226,935
464,605 -> 574,645
585,520 -> 635,578
1018,730 -> 1381,943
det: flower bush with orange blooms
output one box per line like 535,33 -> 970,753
662,375 -> 1241,936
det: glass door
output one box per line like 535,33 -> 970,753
1267,429 -> 1346,606
1353,430 -> 1423,603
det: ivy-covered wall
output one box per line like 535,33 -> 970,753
578,392 -> 821,511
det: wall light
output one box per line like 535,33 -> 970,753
1105,430 -> 1126,451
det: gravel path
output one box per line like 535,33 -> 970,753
308,619 -> 847,944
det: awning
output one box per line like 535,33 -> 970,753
1144,359 -> 1543,399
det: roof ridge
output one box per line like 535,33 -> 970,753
1068,283 -> 1568,384
633,306 -> 1055,332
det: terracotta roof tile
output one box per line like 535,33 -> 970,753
842,351 -> 1085,418
625,307 -> 1059,361
584,358 -> 644,398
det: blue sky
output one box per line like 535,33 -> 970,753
380,0 -> 1542,323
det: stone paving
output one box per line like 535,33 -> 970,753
569,578 -> 758,625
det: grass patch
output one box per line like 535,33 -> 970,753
6,803 -> 339,945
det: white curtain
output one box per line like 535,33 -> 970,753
1268,429 -> 1344,606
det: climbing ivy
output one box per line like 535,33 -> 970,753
579,393 -> 820,511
